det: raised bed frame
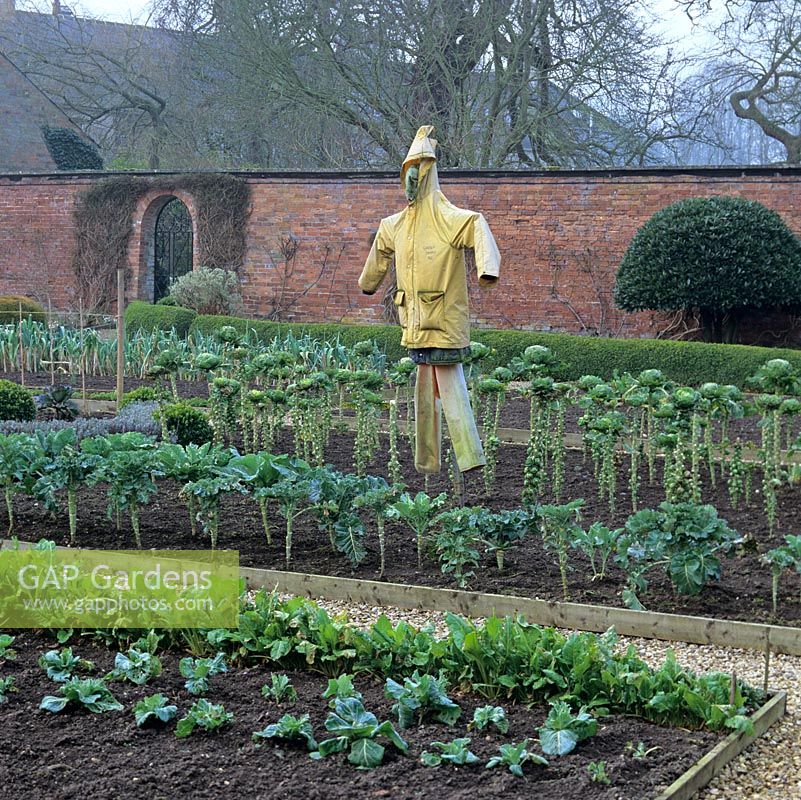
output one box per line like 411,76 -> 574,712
0,539 -> 788,799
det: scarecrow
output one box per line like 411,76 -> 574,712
358,125 -> 501,475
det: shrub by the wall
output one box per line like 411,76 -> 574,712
157,402 -> 213,445
0,379 -> 36,421
614,196 -> 801,343
125,301 -> 197,336
166,268 -> 243,315
0,296 -> 46,325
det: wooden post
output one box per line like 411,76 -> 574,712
79,299 -> 87,413
116,267 -> 125,411
17,301 -> 24,388
47,298 -> 55,386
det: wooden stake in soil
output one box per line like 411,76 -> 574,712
17,301 -> 24,387
116,267 -> 125,411
763,644 -> 772,694
79,299 -> 87,412
47,298 -> 55,386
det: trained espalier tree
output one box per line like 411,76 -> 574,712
614,197 -> 801,343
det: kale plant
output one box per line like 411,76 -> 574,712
322,674 -> 363,707
420,738 -> 479,767
486,739 -> 548,776
39,647 -> 94,682
40,677 -> 123,714
261,673 -> 297,704
175,699 -> 233,737
384,671 -> 461,728
0,676 -> 16,704
310,696 -> 408,769
106,647 -> 162,685
470,704 -> 509,734
179,652 -> 227,695
252,713 -> 317,750
133,694 -> 178,727
538,701 -> 598,756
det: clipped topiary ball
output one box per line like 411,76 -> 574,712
157,402 -> 213,446
614,196 -> 801,343
0,380 -> 36,421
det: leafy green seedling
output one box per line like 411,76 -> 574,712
384,671 -> 461,728
310,696 -> 408,769
470,705 -> 509,734
179,652 -> 227,695
0,634 -> 17,663
486,739 -> 548,777
39,647 -> 94,682
322,674 -> 363,708
387,491 -> 448,568
133,694 -> 178,727
261,673 -> 298,704
420,738 -> 480,767
587,760 -> 611,785
761,535 -> 801,615
175,699 -> 233,737
40,677 -> 123,714
252,713 -> 317,750
106,648 -> 162,685
0,676 -> 16,704
538,701 -> 598,756
625,740 -> 660,760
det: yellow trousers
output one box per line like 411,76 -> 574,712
414,363 -> 486,474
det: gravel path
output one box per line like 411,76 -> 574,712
297,596 -> 800,800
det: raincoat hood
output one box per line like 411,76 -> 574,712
401,125 -> 440,198
359,124 -> 500,350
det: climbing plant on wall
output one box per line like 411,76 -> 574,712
71,174 -> 251,311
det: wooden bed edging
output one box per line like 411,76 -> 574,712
239,566 -> 801,656
657,689 -> 786,800
5,537 -> 800,656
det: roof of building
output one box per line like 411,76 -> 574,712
0,47 -> 90,172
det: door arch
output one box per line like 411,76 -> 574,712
153,197 -> 193,301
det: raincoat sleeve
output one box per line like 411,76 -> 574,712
451,212 -> 501,286
359,218 -> 395,295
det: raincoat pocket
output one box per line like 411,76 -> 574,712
418,290 -> 445,331
394,290 -> 407,326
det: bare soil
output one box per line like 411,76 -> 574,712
0,630 -> 718,800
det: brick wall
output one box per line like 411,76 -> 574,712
1,167 -> 801,338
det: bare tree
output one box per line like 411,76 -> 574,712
1,3 -> 176,167
153,0 -> 710,169
681,0 -> 801,164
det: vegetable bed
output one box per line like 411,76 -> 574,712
8,427 -> 801,628
0,603 -> 744,800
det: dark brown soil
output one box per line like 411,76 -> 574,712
10,423 -> 801,627
0,630 -> 718,799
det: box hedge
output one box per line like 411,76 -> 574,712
168,307 -> 801,387
125,300 -> 197,336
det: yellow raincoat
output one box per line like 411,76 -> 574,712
358,126 -> 500,349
